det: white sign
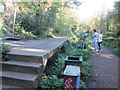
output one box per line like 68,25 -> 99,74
0,4 -> 4,12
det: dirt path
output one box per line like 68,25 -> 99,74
86,45 -> 119,88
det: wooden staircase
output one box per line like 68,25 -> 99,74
1,52 -> 44,88
0,38 -> 68,88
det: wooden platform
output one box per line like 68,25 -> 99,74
3,37 -> 68,66
1,37 -> 68,88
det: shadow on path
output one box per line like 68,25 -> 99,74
86,45 -> 119,88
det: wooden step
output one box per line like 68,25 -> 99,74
8,54 -> 43,64
0,84 -> 18,88
0,71 -> 39,88
2,61 -> 43,75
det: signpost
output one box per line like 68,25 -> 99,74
12,3 -> 17,37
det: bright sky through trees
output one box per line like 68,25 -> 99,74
74,0 -> 115,21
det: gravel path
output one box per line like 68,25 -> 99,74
86,45 -> 119,88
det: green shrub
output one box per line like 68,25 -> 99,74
14,26 -> 39,40
102,39 -> 120,56
44,56 -> 65,76
64,41 -> 92,61
0,44 -> 11,54
39,75 -> 64,89
67,48 -> 91,61
103,29 -> 119,56
0,44 -> 11,61
81,61 -> 92,80
1,54 -> 11,61
113,47 -> 120,56
80,80 -> 87,88
0,29 -> 7,37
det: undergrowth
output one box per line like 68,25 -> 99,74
0,43 -> 11,61
39,33 -> 92,89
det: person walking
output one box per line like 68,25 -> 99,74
98,30 -> 103,53
92,29 -> 99,54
